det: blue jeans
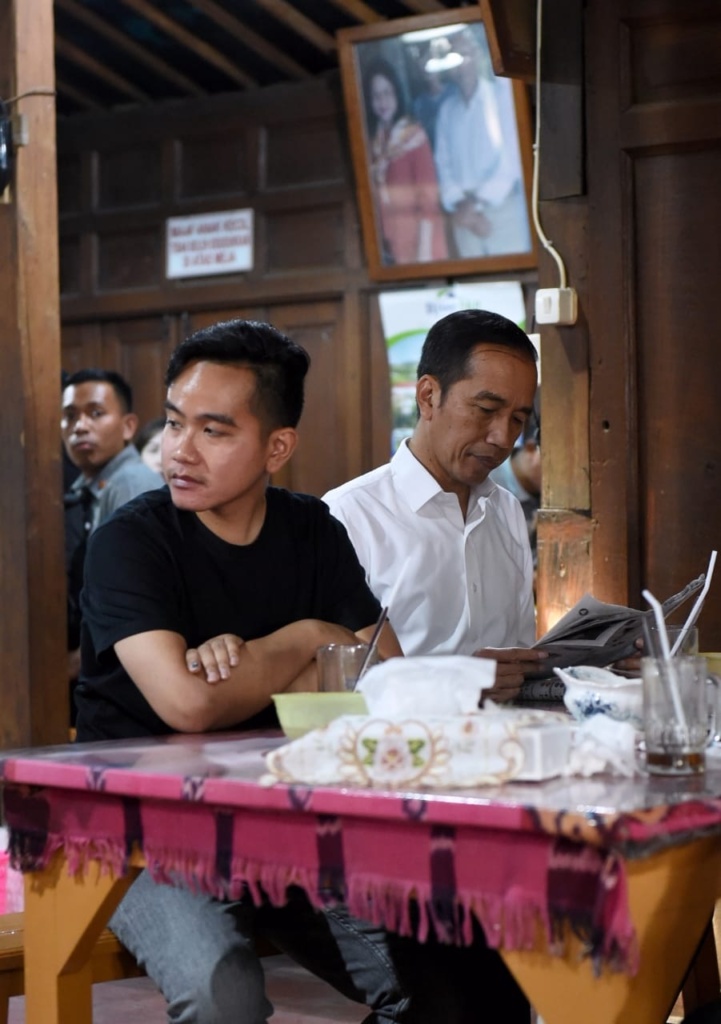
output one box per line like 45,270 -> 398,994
110,871 -> 529,1024
109,870 -> 410,1024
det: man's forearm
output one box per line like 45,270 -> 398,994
116,620 -> 362,734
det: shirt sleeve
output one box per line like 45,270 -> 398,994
82,514 -> 182,657
316,504 -> 381,631
95,469 -> 164,527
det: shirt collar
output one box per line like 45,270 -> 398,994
391,438 -> 498,514
74,445 -> 139,498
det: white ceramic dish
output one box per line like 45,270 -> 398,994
554,665 -> 643,730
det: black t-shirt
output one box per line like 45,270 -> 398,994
75,486 -> 380,741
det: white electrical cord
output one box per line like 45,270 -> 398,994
530,0 -> 568,289
4,89 -> 56,105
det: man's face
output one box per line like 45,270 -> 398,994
162,360 -> 293,518
449,33 -> 480,100
61,381 -> 135,476
418,344 -> 537,498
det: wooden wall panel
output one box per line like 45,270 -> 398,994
57,154 -> 82,214
178,133 -> 251,199
98,144 -> 162,209
59,77 -> 357,315
268,301 -> 348,497
536,511 -> 594,637
634,145 -> 721,630
61,322 -> 103,374
628,13 -> 721,104
99,317 -> 176,428
59,236 -> 81,295
263,119 -> 346,189
265,205 -> 346,271
586,0 -> 721,643
97,227 -> 161,290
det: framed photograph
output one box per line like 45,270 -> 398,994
338,8 -> 537,283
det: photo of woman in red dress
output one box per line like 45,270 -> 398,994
363,59 -> 448,266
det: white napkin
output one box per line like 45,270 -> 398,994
357,655 -> 496,717
563,715 -> 639,777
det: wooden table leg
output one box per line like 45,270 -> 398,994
681,918 -> 720,1015
500,835 -> 721,1024
23,852 -> 140,1024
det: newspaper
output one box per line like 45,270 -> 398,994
524,572 -> 707,680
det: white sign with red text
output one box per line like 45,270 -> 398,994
166,209 -> 253,278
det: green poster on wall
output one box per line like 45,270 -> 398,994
378,281 -> 529,455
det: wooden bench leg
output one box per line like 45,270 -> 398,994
680,918 -> 721,1017
0,976 -> 12,1024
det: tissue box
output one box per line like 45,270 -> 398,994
264,707 -> 574,788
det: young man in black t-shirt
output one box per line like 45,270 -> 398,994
75,319 -> 416,1024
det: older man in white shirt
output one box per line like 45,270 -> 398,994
434,28 -> 532,259
324,308 -> 547,700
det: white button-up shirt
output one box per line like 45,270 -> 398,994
323,440 -> 536,656
435,77 -> 523,212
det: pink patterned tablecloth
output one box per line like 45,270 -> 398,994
4,731 -> 721,974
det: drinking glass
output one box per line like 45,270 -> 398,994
316,643 -> 378,692
642,623 -> 699,658
641,654 -> 716,774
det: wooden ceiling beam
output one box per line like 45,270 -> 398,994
324,0 -> 384,23
56,0 -> 205,97
55,37 -> 149,101
190,0 -> 310,79
250,0 -> 337,54
397,0 -> 446,13
116,0 -> 256,88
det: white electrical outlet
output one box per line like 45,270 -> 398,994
535,287 -> 578,326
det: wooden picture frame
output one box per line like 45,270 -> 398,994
337,8 -> 537,283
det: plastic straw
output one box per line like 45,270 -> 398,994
670,550 -> 717,656
642,588 -> 687,730
353,559 -> 411,689
642,589 -> 671,659
354,606 -> 388,687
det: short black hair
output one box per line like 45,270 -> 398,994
165,319 -> 310,430
417,309 -> 537,402
63,368 -> 133,413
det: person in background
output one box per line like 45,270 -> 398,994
410,39 -> 458,150
62,369 -> 164,530
489,411 -> 541,570
62,368 -> 163,711
134,415 -> 166,476
434,28 -> 531,258
364,57 -> 447,265
324,308 -> 547,699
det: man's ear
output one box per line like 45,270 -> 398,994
266,427 -> 298,474
122,412 -> 139,444
416,375 -> 439,421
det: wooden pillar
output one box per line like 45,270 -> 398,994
0,0 -> 67,746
